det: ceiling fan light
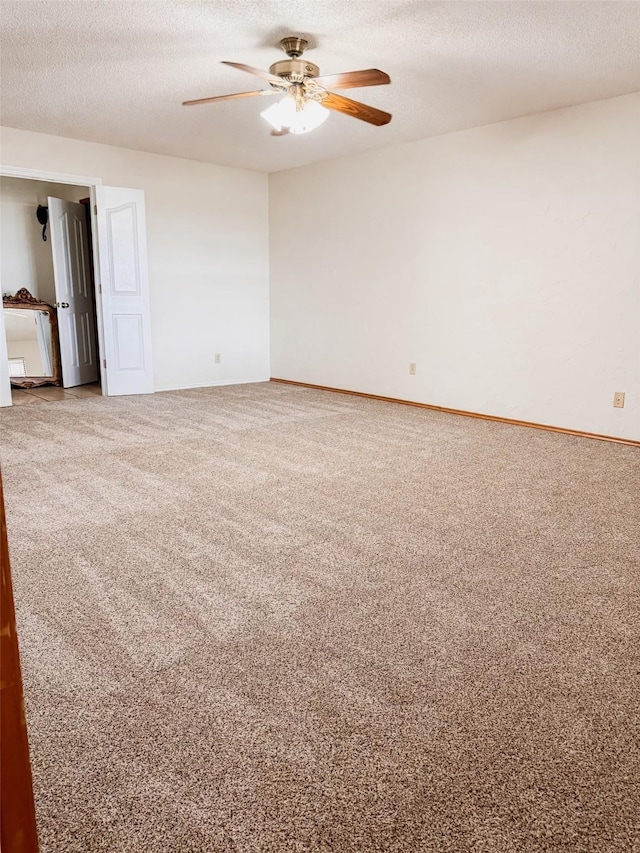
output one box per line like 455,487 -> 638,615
261,96 -> 329,134
288,99 -> 330,134
260,97 -> 296,131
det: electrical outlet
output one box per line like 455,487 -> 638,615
214,353 -> 221,364
613,391 -> 625,409
409,362 -> 417,376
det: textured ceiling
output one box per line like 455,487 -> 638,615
1,1 -> 639,173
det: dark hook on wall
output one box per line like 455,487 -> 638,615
36,205 -> 48,241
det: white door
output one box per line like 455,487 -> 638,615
49,198 -> 99,388
95,186 -> 154,396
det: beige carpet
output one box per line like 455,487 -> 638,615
1,382 -> 638,852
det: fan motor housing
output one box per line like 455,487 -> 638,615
269,59 -> 319,83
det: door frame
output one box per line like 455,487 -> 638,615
0,165 -> 107,404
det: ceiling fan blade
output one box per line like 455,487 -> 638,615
321,92 -> 392,126
182,90 -> 277,107
221,61 -> 288,87
313,69 -> 390,90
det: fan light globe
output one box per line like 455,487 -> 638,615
261,96 -> 329,134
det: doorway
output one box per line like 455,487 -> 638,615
0,166 -> 155,407
1,176 -> 101,404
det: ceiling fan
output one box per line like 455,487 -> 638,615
182,36 -> 391,136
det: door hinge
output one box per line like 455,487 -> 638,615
98,283 -> 102,294
94,204 -> 97,215
102,359 -> 107,369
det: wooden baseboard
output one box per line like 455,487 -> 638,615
270,378 -> 640,448
1,473 -> 40,852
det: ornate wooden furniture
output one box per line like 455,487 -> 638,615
2,288 -> 61,388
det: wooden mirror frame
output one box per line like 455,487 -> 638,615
2,288 -> 62,389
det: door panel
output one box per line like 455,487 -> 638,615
107,204 -> 140,293
113,314 -> 145,370
48,198 -> 99,388
95,187 -> 154,396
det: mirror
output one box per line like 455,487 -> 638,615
3,289 -> 61,388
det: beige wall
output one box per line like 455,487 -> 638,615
270,93 -> 640,441
3,94 -> 638,436
0,128 -> 270,392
